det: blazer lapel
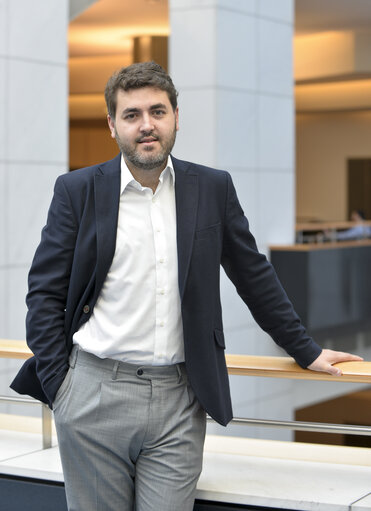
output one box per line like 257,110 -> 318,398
173,157 -> 199,300
94,154 -> 121,299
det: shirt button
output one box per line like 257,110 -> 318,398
137,368 -> 143,376
159,258 -> 164,263
83,305 -> 90,314
160,289 -> 165,295
152,198 -> 156,203
159,321 -> 164,327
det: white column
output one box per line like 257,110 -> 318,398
0,0 -> 69,412
170,0 -> 295,439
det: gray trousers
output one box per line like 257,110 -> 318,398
53,347 -> 206,511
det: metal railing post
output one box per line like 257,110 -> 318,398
224,417 -> 371,436
41,403 -> 53,449
0,395 -> 53,449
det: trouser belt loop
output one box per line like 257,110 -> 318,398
69,345 -> 79,368
112,361 -> 120,380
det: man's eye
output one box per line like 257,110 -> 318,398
124,113 -> 137,120
153,110 -> 165,117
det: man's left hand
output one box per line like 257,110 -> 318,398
307,349 -> 363,376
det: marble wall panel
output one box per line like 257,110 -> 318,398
172,88 -> 216,166
0,268 -> 7,336
228,318 -> 294,405
169,7 -> 216,89
8,0 -> 67,64
7,163 -> 61,266
217,0 -> 256,14
230,373 -> 259,411
216,11 -> 257,91
257,171 -> 295,245
0,163 -> 6,266
0,1 -> 6,177
0,57 -> 7,160
256,375 -> 293,404
227,169 -> 259,240
257,0 -> 293,23
258,18 -> 293,96
292,378 -> 363,411
6,265 -> 29,340
256,392 -> 294,441
220,269 -> 255,332
258,95 -> 294,171
171,0 -> 256,14
206,393 -> 260,439
255,327 -> 289,358
0,0 -> 8,56
0,358 -> 24,398
1,0 -> 69,420
224,324 -> 258,355
8,60 -> 68,164
216,90 -> 257,169
169,0 -> 296,440
229,371 -> 262,438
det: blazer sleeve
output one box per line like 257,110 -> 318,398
26,175 -> 78,401
221,172 -> 322,368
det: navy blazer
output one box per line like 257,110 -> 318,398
11,154 -> 321,425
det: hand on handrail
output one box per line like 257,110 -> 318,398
307,348 -> 364,376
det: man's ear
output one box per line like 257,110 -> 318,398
175,107 -> 179,131
107,115 -> 115,139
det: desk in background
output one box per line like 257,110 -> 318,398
270,240 -> 371,340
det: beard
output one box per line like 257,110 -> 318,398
114,121 -> 177,171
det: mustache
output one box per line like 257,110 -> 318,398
135,132 -> 159,143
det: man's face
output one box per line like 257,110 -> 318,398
107,86 -> 179,172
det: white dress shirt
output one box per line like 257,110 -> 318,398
73,155 -> 185,365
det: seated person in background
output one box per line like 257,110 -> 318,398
337,210 -> 371,240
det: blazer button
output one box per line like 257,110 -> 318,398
83,305 -> 90,314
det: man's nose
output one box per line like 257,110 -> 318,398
140,113 -> 154,132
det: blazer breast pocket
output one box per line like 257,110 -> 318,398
194,222 -> 221,241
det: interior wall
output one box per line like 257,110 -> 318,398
170,0 -> 296,441
296,109 -> 371,222
70,120 -> 118,169
69,55 -> 131,168
0,0 -> 69,415
69,55 -> 131,94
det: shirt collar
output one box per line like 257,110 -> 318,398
120,155 -> 175,194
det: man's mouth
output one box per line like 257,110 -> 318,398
138,136 -> 158,144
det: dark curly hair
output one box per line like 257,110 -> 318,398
104,61 -> 178,118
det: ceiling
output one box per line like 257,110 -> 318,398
69,0 -> 371,57
295,0 -> 371,34
68,0 -> 371,113
69,0 -> 168,57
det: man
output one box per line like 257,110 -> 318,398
336,210 -> 371,240
11,62 -> 362,511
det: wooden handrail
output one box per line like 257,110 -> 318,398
1,339 -> 371,383
0,339 -> 32,359
226,354 -> 371,383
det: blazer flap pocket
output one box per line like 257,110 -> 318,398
214,329 -> 225,349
